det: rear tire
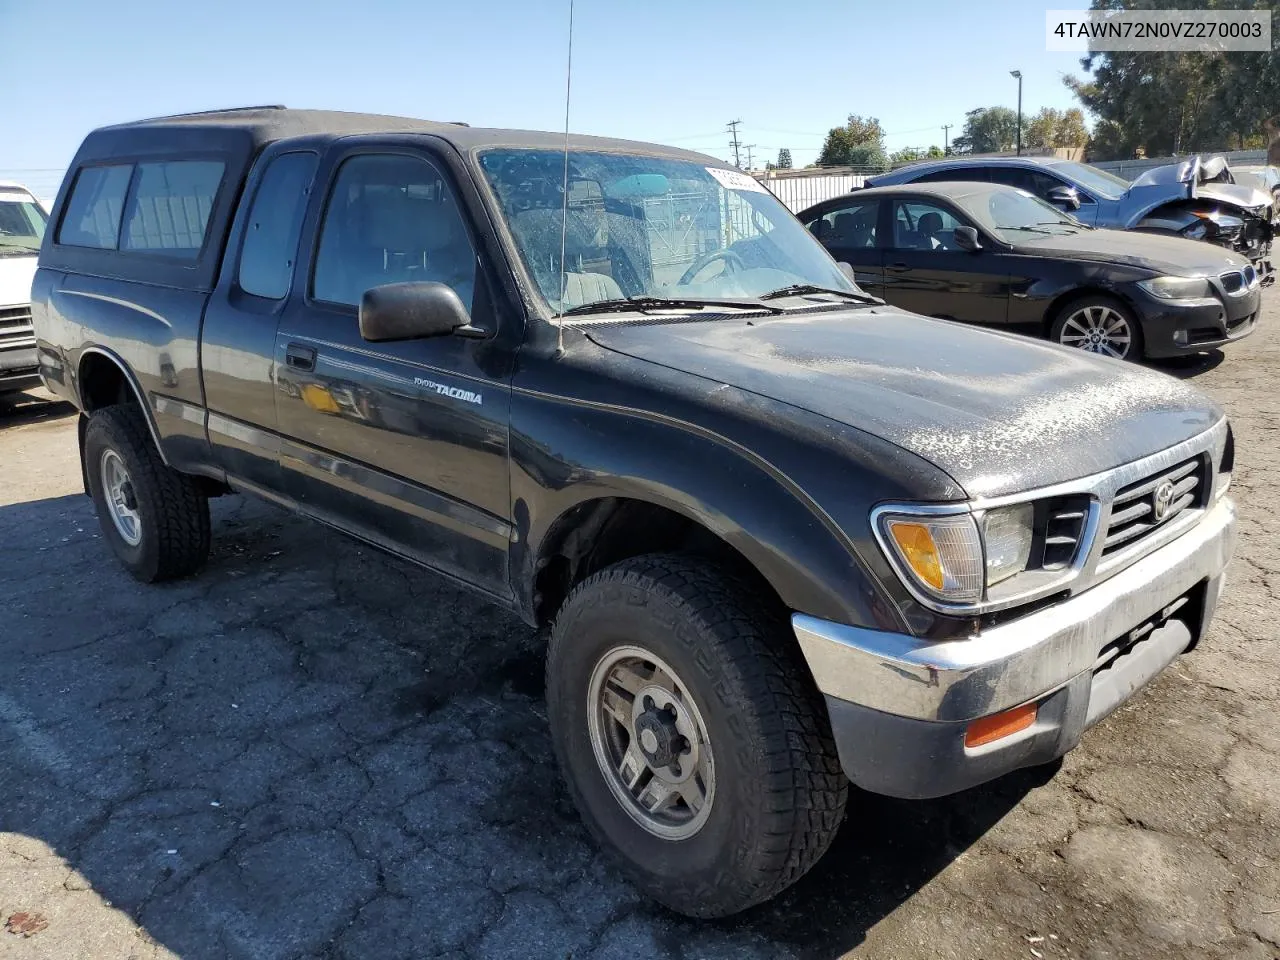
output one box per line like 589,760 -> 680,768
84,405 -> 211,582
546,553 -> 847,918
1049,295 -> 1145,361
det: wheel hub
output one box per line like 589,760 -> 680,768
634,702 -> 684,769
587,646 -> 716,840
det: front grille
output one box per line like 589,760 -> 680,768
1093,595 -> 1191,676
1221,270 -> 1244,294
1102,456 -> 1206,556
1040,496 -> 1090,569
0,305 -> 34,351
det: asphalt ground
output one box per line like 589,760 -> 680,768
1,294 -> 1278,959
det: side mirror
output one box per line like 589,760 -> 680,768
358,282 -> 483,342
1047,185 -> 1081,211
837,261 -> 857,281
953,226 -> 982,252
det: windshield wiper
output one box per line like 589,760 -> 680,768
759,283 -> 880,304
1001,225 -> 1055,235
558,295 -> 783,317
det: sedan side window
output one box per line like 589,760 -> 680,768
313,154 -> 477,311
986,167 -> 1069,203
890,201 -> 967,251
806,198 -> 879,248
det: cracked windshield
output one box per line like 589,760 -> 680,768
479,149 -> 857,313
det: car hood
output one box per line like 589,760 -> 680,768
1196,181 -> 1274,215
587,308 -> 1222,498
1013,227 -> 1251,275
1119,158 -> 1273,224
0,253 -> 37,308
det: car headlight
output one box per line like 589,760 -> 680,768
1137,276 -> 1214,299
877,503 -> 1038,606
880,513 -> 984,603
982,503 -> 1034,586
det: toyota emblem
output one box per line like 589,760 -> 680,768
1152,480 -> 1176,521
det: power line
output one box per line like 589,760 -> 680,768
726,119 -> 742,169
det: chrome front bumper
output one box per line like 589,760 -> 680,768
794,496 -> 1236,797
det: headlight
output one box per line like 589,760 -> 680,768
982,503 -> 1034,586
879,513 -> 984,603
1137,276 -> 1214,299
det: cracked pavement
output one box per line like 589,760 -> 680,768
1,295 -> 1278,960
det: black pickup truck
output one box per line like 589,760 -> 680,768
33,107 -> 1238,918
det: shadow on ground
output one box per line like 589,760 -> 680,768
1150,348 -> 1226,380
0,492 -> 1038,959
0,388 -> 76,427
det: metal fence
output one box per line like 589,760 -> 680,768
755,172 -> 869,213
1091,149 -> 1270,181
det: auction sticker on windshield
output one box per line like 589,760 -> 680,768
706,167 -> 769,194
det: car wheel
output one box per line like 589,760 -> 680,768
545,553 -> 847,918
1050,296 -> 1144,361
84,405 -> 211,582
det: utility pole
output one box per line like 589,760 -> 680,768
942,124 -> 952,156
1010,70 -> 1023,155
727,119 -> 743,169
743,144 -> 757,171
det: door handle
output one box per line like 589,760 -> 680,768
285,343 -> 316,372
886,261 -> 910,272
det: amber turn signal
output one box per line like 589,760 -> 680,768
964,702 -> 1038,748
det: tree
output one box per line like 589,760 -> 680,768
1064,0 -> 1280,160
1025,107 -> 1090,150
889,145 -> 944,165
776,148 -> 793,169
951,106 -> 1025,154
817,115 -> 888,169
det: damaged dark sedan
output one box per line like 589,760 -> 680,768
801,181 -> 1262,361
867,155 -> 1275,280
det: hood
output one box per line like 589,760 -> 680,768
1124,157 -> 1272,223
0,254 -> 37,308
588,308 -> 1221,498
1197,181 -> 1273,215
1015,227 -> 1251,275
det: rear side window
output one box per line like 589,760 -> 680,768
121,161 -> 225,259
914,168 -> 989,184
57,165 -> 132,248
238,152 -> 318,299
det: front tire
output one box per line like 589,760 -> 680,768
546,554 -> 847,918
84,405 -> 211,582
1049,295 -> 1144,361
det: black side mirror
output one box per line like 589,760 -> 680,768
1047,185 -> 1081,211
358,282 -> 483,343
954,226 -> 982,252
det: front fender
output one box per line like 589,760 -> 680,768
509,355 -> 962,633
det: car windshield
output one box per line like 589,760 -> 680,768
1050,161 -> 1129,201
952,187 -> 1083,238
478,149 -> 857,315
0,196 -> 47,255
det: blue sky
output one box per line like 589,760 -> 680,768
1,0 -> 1088,200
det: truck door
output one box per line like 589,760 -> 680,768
273,143 -> 515,600
203,149 -> 319,491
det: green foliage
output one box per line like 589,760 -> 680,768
776,148 -> 793,169
1025,107 -> 1090,149
817,115 -> 889,168
952,106 -> 1026,154
889,145 -> 946,165
1066,0 -> 1280,160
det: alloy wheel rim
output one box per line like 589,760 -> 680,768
1060,305 -> 1133,359
587,645 -> 715,840
100,449 -> 142,546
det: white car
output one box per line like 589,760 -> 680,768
0,181 -> 45,395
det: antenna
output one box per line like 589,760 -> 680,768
555,0 -> 575,352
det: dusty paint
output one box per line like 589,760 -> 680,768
591,306 -> 1221,498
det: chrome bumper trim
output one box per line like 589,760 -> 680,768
794,496 -> 1236,723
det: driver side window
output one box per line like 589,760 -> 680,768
890,201 -> 966,251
